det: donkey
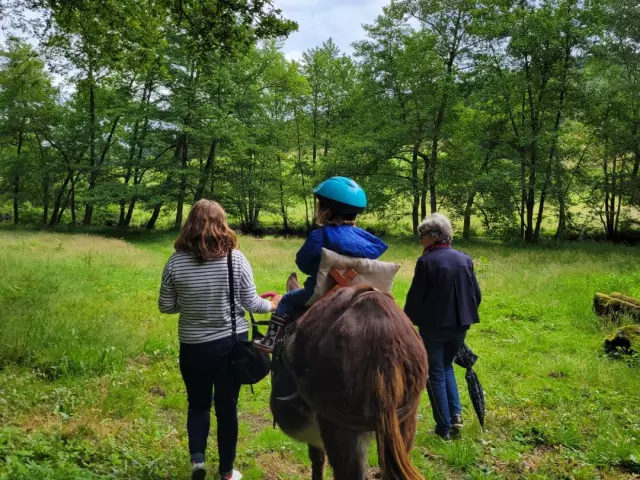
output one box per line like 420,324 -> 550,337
270,274 -> 428,480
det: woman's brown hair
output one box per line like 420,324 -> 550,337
174,199 -> 238,262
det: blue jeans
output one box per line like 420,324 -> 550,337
274,286 -> 314,319
420,327 -> 468,435
179,332 -> 248,474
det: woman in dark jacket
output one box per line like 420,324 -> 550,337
404,213 -> 481,440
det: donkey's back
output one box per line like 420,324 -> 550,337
272,286 -> 427,480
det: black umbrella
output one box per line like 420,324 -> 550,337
454,343 -> 485,429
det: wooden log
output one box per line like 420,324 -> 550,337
604,325 -> 640,356
610,292 -> 640,307
593,293 -> 640,321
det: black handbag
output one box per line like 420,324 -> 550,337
227,253 -> 271,385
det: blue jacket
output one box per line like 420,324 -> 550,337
275,225 -> 388,317
404,246 -> 481,331
296,225 -> 387,275
296,225 -> 387,295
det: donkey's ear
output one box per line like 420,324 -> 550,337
286,272 -> 300,292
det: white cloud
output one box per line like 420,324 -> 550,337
274,0 -> 389,59
284,49 -> 304,62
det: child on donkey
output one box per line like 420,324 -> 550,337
254,176 -> 388,353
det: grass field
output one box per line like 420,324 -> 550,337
1,229 -> 639,479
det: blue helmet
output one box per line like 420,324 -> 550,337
313,176 -> 367,215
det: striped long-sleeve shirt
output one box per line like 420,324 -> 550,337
159,250 -> 272,344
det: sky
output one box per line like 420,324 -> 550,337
274,0 -> 390,61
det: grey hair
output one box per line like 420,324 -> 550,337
417,213 -> 453,244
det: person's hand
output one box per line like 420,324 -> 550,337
270,294 -> 282,311
259,291 -> 281,311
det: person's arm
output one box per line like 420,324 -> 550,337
238,252 -> 274,313
404,258 -> 428,326
295,228 -> 324,275
158,256 -> 179,314
470,260 -> 482,307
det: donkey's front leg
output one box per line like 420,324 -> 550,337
308,445 -> 326,480
317,417 -> 367,480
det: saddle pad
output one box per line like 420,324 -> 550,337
306,248 -> 401,306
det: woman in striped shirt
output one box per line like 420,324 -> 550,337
159,199 -> 279,480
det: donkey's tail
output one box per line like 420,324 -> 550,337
374,367 -> 423,480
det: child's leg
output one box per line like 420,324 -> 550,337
255,288 -> 313,352
274,288 -> 313,319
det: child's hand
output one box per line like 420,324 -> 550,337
270,294 -> 282,311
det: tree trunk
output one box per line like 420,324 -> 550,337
520,151 -> 526,239
278,154 -> 288,231
610,155 -> 619,239
534,173 -> 550,240
295,106 -> 310,231
49,171 -> 73,227
13,173 -> 19,225
123,197 -> 137,228
429,101 -> 446,214
632,120 -> 640,206
603,148 -> 615,240
83,68 -> 97,226
463,151 -> 490,240
42,173 -> 50,226
420,147 -> 428,221
118,202 -> 126,227
312,100 -> 318,178
555,195 -> 566,240
57,172 -> 80,225
70,175 -> 77,225
13,131 -> 23,225
146,204 -> 162,230
124,166 -> 145,228
463,192 -> 476,239
194,139 -> 217,201
537,33 -> 570,241
175,136 -> 188,229
411,144 -> 420,234
120,121 -> 139,227
525,142 -> 538,242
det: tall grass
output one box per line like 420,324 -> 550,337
1,229 -> 639,479
0,232 -> 174,376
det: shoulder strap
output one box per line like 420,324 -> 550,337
227,252 -> 238,342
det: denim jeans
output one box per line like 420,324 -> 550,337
420,327 -> 468,435
179,332 -> 247,474
274,286 -> 314,319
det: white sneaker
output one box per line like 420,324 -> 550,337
220,469 -> 243,480
191,462 -> 206,480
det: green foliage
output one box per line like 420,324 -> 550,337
0,0 -> 639,240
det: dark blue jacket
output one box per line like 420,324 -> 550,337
404,246 -> 481,331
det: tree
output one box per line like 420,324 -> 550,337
0,36 -> 56,224
477,0 -> 596,241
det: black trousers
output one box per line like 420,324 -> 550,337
179,333 -> 247,474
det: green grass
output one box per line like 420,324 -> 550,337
1,229 -> 639,479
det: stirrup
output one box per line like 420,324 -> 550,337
253,315 -> 288,353
253,337 -> 276,353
